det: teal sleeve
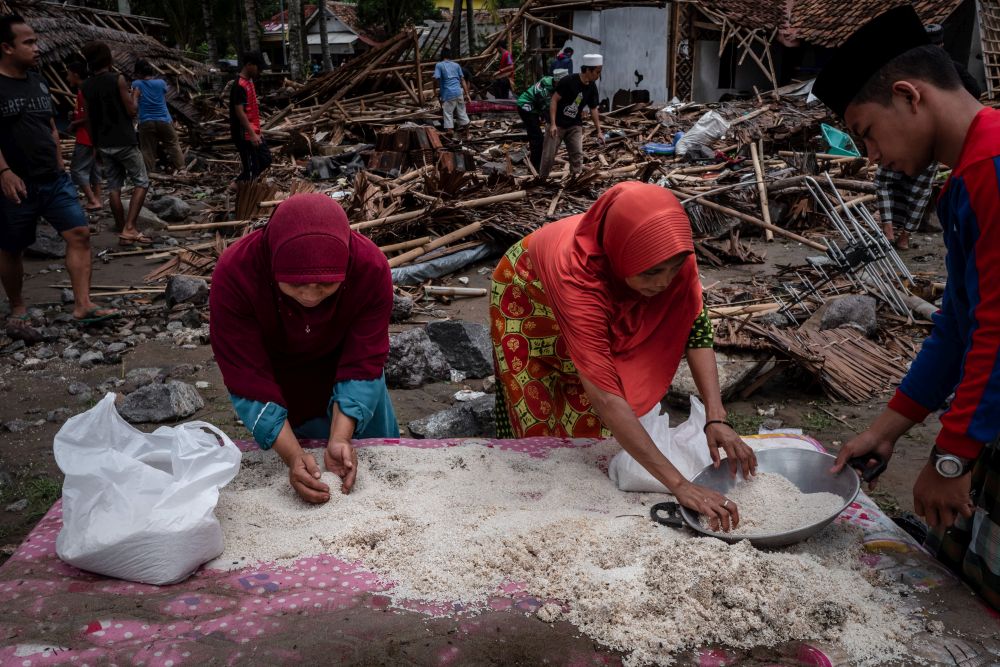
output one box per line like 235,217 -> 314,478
330,375 -> 400,439
229,394 -> 287,449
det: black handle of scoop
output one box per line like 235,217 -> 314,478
650,501 -> 686,529
848,452 -> 888,483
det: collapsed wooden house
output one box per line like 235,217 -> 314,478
0,0 -> 208,124
507,0 -> 979,107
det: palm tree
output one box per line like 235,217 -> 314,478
450,0 -> 462,56
465,0 -> 475,55
317,0 -> 333,71
201,0 -> 218,66
287,0 -> 304,79
244,0 -> 261,52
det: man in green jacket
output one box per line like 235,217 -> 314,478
517,68 -> 567,172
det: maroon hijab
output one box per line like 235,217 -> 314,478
209,194 -> 392,424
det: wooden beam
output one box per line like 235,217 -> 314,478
524,14 -> 600,45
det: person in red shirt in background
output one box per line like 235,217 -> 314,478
65,61 -> 101,212
229,52 -> 271,183
494,39 -> 515,100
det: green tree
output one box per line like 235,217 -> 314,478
355,0 -> 437,36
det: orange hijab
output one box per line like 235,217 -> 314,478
528,181 -> 702,416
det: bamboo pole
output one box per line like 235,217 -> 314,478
379,236 -> 432,253
166,220 -> 252,232
670,188 -> 827,251
749,142 -> 774,242
388,221 -> 483,268
423,286 -> 487,297
523,14 -> 601,44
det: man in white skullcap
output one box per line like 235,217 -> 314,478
539,53 -> 604,180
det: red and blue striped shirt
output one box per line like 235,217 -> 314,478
888,107 -> 1000,458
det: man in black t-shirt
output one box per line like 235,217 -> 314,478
539,53 -> 604,180
0,15 -> 117,336
81,41 -> 150,245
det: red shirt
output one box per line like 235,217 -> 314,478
74,90 -> 91,147
237,76 -> 260,140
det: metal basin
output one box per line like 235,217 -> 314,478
650,448 -> 860,548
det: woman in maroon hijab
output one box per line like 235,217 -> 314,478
210,194 -> 398,504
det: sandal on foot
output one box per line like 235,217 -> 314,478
118,233 -> 154,246
73,307 -> 121,325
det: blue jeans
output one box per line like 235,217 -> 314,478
0,172 -> 88,252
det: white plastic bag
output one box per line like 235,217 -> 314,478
675,110 -> 730,158
54,393 -> 241,585
608,396 -> 713,492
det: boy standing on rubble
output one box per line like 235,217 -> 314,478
539,54 -> 604,181
66,61 -> 102,212
820,6 -> 1000,609
433,47 -> 471,138
0,16 -> 117,331
132,59 -> 185,174
229,52 -> 271,183
81,40 -> 150,246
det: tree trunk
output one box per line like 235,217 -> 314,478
465,0 -> 475,56
287,0 -> 304,79
317,1 -> 332,71
450,0 -> 462,56
244,0 -> 260,52
201,0 -> 218,66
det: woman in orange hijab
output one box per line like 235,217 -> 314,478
490,182 -> 756,530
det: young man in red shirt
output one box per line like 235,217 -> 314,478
229,52 -> 271,183
66,60 -> 101,212
819,5 -> 1000,608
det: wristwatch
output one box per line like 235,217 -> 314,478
929,446 -> 975,478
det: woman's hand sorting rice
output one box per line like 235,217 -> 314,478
673,481 -> 739,532
706,423 -> 758,478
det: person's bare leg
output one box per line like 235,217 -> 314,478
109,189 -> 125,232
0,249 -> 26,317
896,229 -> 910,250
122,186 -> 148,237
61,226 -> 110,318
81,183 -> 101,209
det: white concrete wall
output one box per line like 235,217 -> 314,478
563,6 -> 670,109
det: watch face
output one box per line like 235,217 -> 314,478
937,457 -> 962,477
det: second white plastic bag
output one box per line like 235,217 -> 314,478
608,396 -> 713,492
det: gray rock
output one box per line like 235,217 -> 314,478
106,342 -> 127,354
425,320 -> 492,378
166,320 -> 184,332
165,275 -> 209,309
482,375 -> 496,394
181,308 -> 204,328
820,295 -> 878,338
119,380 -> 204,423
79,350 -> 104,367
25,221 -> 66,258
34,345 -> 55,360
67,381 -> 90,396
0,466 -> 11,492
145,195 -> 191,222
391,292 -> 414,323
2,340 -> 26,355
46,407 -> 72,423
3,419 -> 34,433
5,498 -> 28,512
408,395 -> 496,439
122,198 -> 168,231
385,329 -> 450,389
668,352 -> 770,404
62,347 -> 81,361
61,289 -> 75,304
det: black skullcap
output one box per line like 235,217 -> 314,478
813,4 -> 930,117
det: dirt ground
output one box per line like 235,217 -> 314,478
0,210 -> 949,556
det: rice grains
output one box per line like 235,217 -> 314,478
211,442 -> 919,666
